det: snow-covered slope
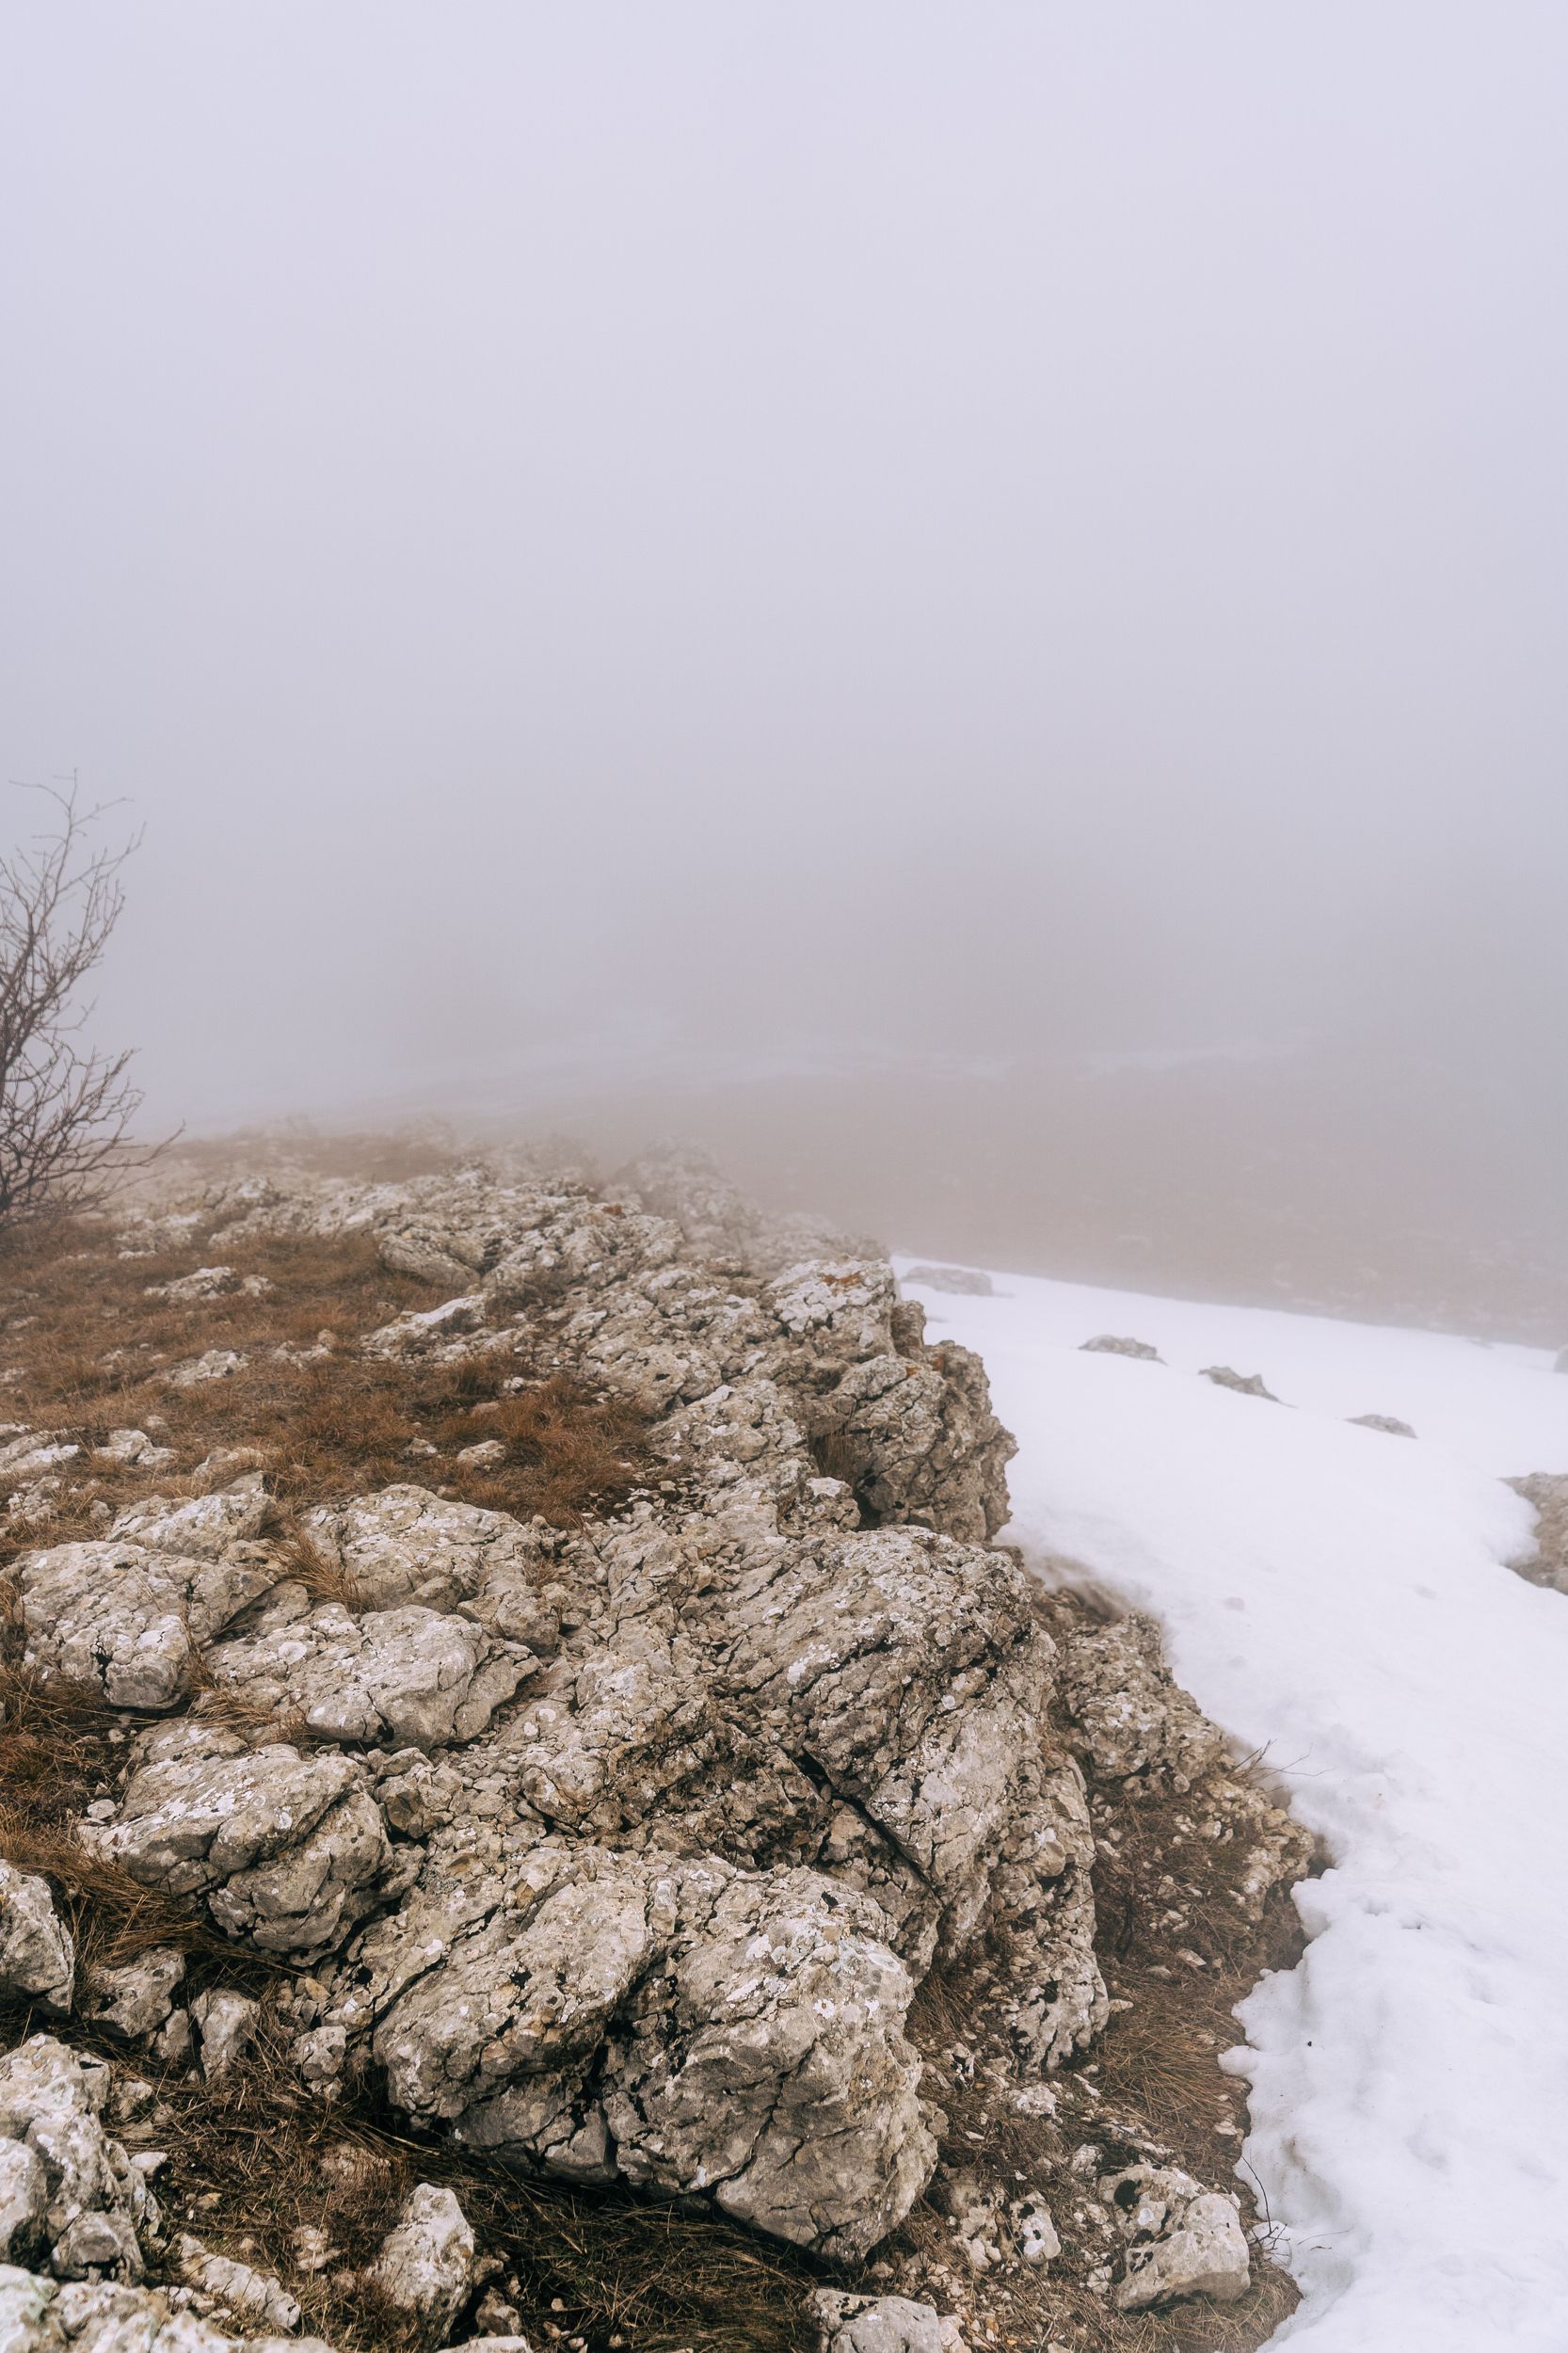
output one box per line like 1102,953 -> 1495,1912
896,1264 -> 1568,2353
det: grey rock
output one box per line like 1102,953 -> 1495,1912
190,1990 -> 261,2081
1506,1472 -> 1568,1593
1200,1365 -> 1279,1401
207,1601 -> 529,1750
378,1231 -> 480,1292
91,1727 -> 405,1961
1102,2163 -> 1251,2311
109,1480 -> 272,1561
165,1349 -> 248,1388
81,1949 -> 185,2042
0,2261 -> 337,2346
0,2141 -> 48,2262
177,2233 -> 302,2331
1080,1334 -> 1162,1362
12,1542 -> 277,1711
338,1849 -> 936,2260
0,2036 -> 159,2283
365,2184 -> 475,2346
809,2288 -> 968,2353
1347,1414 -> 1416,1437
1056,1613 -> 1226,1787
0,1865 -> 74,2012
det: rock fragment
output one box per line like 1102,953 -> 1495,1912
81,1950 -> 185,2043
1080,1334 -> 1163,1361
1102,2163 -> 1251,2311
809,2288 -> 968,2353
365,2184 -> 476,2346
0,1865 -> 74,2013
1200,1365 -> 1279,1401
0,2037 -> 159,2282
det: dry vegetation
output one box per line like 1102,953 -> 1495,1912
0,1183 -> 1309,2353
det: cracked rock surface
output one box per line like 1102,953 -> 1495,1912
0,1143 -> 1303,2326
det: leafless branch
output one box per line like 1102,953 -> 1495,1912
0,777 -> 174,1232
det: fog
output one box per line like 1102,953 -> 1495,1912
2,6 -> 1564,1325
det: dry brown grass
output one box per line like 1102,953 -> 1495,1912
0,1219 -> 656,1567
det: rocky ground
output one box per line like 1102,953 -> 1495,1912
0,1137 -> 1314,2353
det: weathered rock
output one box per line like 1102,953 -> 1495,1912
108,1479 -> 273,1561
166,1349 -> 248,1388
302,1486 -> 553,1627
1506,1473 -> 1568,1593
365,2185 -> 475,2347
0,2260 -> 337,2347
189,1991 -> 261,2082
0,1865 -> 74,2013
1056,1614 -> 1226,1785
362,1294 -> 490,1361
91,1726 -> 406,1961
207,1599 -> 529,1749
1102,2163 -> 1251,2311
177,2233 -> 302,2331
809,2288 -> 968,2353
148,1265 -> 243,1303
1080,1334 -> 1162,1362
1200,1366 -> 1279,1401
334,1847 -> 936,2259
0,2037 -> 158,2282
0,2141 -> 48,2262
1347,1413 -> 1416,1437
81,1949 -> 185,2043
10,1543 -> 276,1711
378,1231 -> 479,1291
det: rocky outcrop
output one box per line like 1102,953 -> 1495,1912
0,1142 -> 1304,2339
1506,1473 -> 1568,1593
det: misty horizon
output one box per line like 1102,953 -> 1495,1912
3,4 -> 1564,1317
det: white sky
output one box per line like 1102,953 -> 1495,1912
2,5 -> 1564,1134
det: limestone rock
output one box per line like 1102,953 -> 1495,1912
1102,2163 -> 1251,2311
81,1949 -> 185,2043
378,1231 -> 480,1291
335,1847 -> 936,2259
177,2233 -> 302,2331
809,2288 -> 968,2353
365,2185 -> 475,2346
206,1600 -> 529,1749
1056,1614 -> 1226,1785
0,2141 -> 48,2263
0,2037 -> 159,2282
91,1726 -> 404,1960
1506,1472 -> 1568,1593
1200,1365 -> 1279,1401
0,2261 -> 337,2346
0,1865 -> 74,2013
108,1480 -> 273,1561
190,1991 -> 261,2081
303,1485 -> 549,1619
11,1542 -> 276,1710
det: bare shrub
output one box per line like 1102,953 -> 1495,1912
0,778 -> 168,1234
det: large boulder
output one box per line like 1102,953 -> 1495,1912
9,1543 -> 276,1711
89,1726 -> 407,1961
